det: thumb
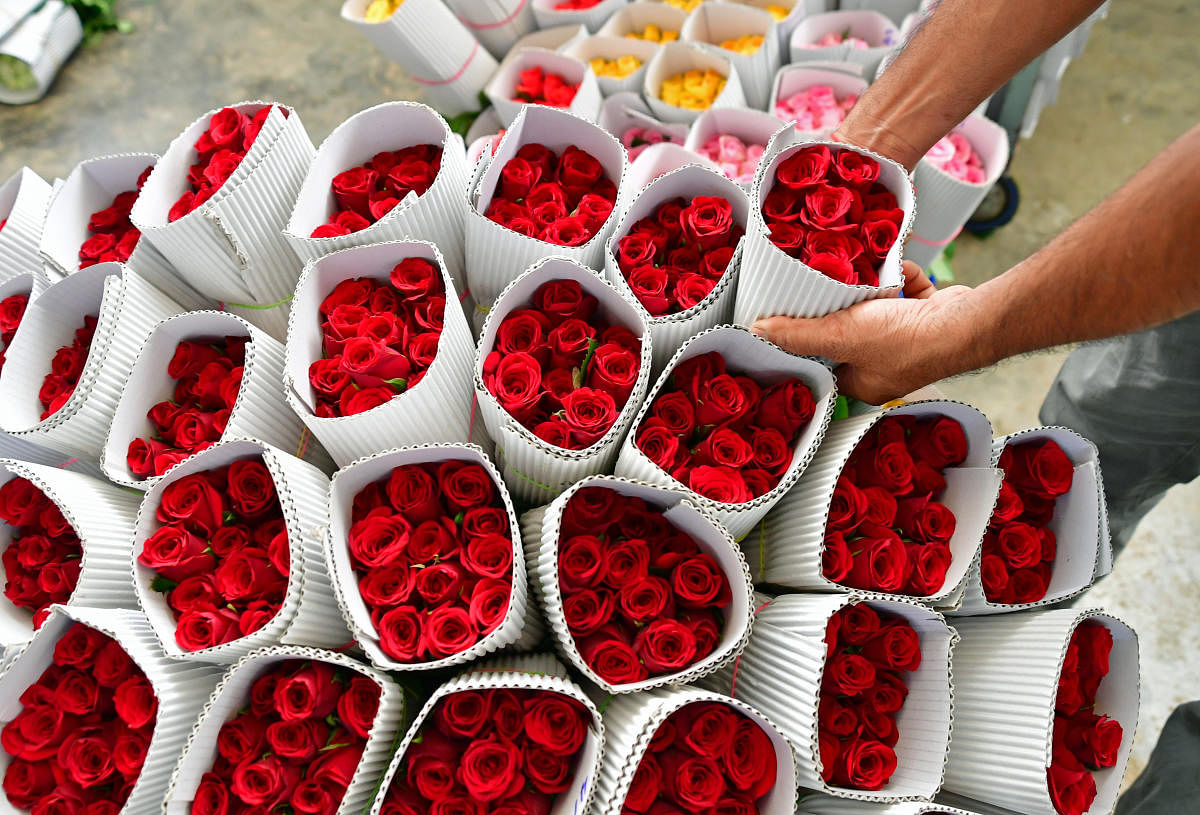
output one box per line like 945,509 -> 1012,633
749,314 -> 844,359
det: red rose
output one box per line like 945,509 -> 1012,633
1064,711 -> 1123,769
559,534 -> 605,589
468,579 -> 511,634
680,703 -> 738,757
423,606 -> 479,658
390,258 -> 442,301
775,145 -> 832,189
661,751 -> 726,809
823,652 -> 877,696
1048,738 -> 1098,815
906,542 -> 953,596
557,145 -> 604,199
995,521 -> 1043,569
138,525 -> 215,582
634,618 -> 698,672
385,465 -> 442,525
862,217 -> 900,258
801,183 -> 855,229
483,351 -> 542,422
174,608 -> 241,650
524,694 -> 586,753
437,460 -> 497,512
156,472 -> 225,537
755,379 -> 815,439
1003,439 -> 1074,500
378,605 -> 423,662
604,541 -> 651,589
616,233 -> 659,273
415,562 -> 465,605
578,629 -> 648,685
274,661 -> 339,720
348,514 -> 412,569
845,530 -> 909,593
687,465 -> 753,504
625,755 -> 662,813
231,756 -> 298,808
524,742 -> 573,794
861,621 -> 922,672
832,150 -> 881,187
265,718 -> 327,761
561,387 -> 618,446
627,265 -> 672,315
458,737 -> 522,801
588,342 -> 640,403
680,196 -> 735,252
908,416 -> 969,469
833,738 -> 897,790
58,731 -> 115,787
407,730 -> 457,799
213,547 -> 285,601
724,717 -> 777,799
192,774 -> 232,815
113,675 -> 158,729
408,518 -> 458,563
853,440 -> 915,494
671,555 -> 731,608
226,459 -> 277,518
563,588 -> 616,635
619,575 -> 672,623
331,166 -> 378,216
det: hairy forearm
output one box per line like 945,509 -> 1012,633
937,123 -> 1200,374
835,0 -> 1105,169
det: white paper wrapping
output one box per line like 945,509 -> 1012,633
684,106 -> 788,192
163,645 -> 407,815
943,609 -> 1140,815
643,41 -> 748,125
0,606 -> 224,815
952,427 -> 1112,617
510,22 -> 590,52
475,258 -> 654,504
130,438 -> 347,663
0,167 -> 51,283
484,47 -> 604,127
698,592 -> 956,802
521,475 -> 755,693
465,105 -> 630,315
444,0 -> 537,60
736,0 -> 809,50
768,63 -> 870,138
787,10 -> 901,80
0,267 -> 48,333
602,163 -> 748,375
614,325 -> 836,539
129,101 -> 315,338
599,91 -> 691,147
836,0 -> 923,25
284,102 -> 471,293
325,444 -> 543,672
0,263 -> 184,460
562,34 -> 660,97
906,116 -> 1009,269
341,0 -> 499,117
591,684 -> 798,815
681,2 -> 781,110
624,141 -> 721,193
531,0 -> 627,31
752,400 -> 1003,606
733,134 -> 916,324
101,310 -> 330,490
0,461 -> 141,648
797,793 -> 983,815
596,2 -> 688,39
38,153 -> 208,309
0,0 -> 81,106
283,241 -> 477,467
367,653 -> 605,815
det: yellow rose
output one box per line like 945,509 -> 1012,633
766,4 -> 790,21
720,34 -> 765,55
364,0 -> 402,23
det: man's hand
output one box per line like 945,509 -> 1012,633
750,262 -> 975,404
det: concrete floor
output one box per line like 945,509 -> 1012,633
2,0 -> 1198,796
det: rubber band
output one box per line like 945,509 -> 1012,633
729,600 -> 773,699
219,293 -> 295,311
56,457 -> 79,469
459,286 -> 472,303
411,41 -> 481,86
475,302 -> 491,315
597,695 -> 613,714
495,446 -> 556,495
295,427 -> 311,459
455,0 -> 528,29
907,226 -> 962,249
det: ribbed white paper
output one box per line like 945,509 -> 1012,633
733,135 -> 916,324
531,0 -> 627,31
325,444 -> 542,672
0,167 -> 52,283
699,592 -> 956,802
474,258 -> 654,504
486,48 -> 603,127
443,0 -> 537,60
681,2 -> 781,110
753,400 -> 1002,606
283,241 -> 477,467
643,41 -> 748,125
943,610 -> 1140,815
0,606 -> 224,815
613,325 -> 837,539
597,3 -> 688,40
563,35 -> 660,97
0,461 -> 142,648
797,793 -> 984,815
163,646 -> 406,815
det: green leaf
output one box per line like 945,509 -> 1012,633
453,511 -> 465,525
576,338 -> 601,386
833,396 -> 851,421
150,576 -> 178,593
222,510 -> 236,524
384,377 -> 408,393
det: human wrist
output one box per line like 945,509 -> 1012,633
833,112 -> 923,172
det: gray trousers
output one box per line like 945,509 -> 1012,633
1040,310 -> 1200,813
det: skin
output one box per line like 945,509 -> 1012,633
750,0 -> 1200,404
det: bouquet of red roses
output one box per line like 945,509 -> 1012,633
310,144 -> 443,239
982,436 -> 1076,605
307,260 -> 446,419
1047,621 -> 1125,815
0,623 -> 157,812
37,314 -> 97,421
78,165 -> 153,267
0,289 -> 29,372
0,475 -> 82,627
167,105 -> 281,222
125,335 -> 247,479
482,276 -> 643,452
513,66 -> 580,108
817,603 -> 922,791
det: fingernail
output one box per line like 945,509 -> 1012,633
748,323 -> 766,337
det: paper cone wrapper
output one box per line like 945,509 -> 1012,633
0,461 -> 142,647
681,2 -> 781,110
521,474 -> 755,693
164,645 -> 407,815
101,310 -> 329,489
0,427 -> 89,471
734,0 -> 808,51
614,325 -> 836,539
643,41 -> 747,125
697,592 -> 955,802
798,793 -> 983,815
0,264 -> 184,460
0,167 -> 51,283
341,0 -> 498,117
837,0 -> 922,24
326,444 -> 542,671
952,426 -> 1112,616
131,439 -> 347,662
684,107 -> 789,192
0,0 -> 82,106
38,153 -> 208,309
283,241 -> 476,467
511,23 -> 590,53
592,685 -> 798,815
130,102 -> 316,329
624,142 -> 722,192
0,606 -> 224,815
465,105 -> 629,313
474,258 -> 654,504
284,103 -> 470,294
753,400 -> 1002,605
906,116 -> 1009,268
563,35 -> 660,97
602,164 -> 748,375
769,64 -> 869,137
942,609 -> 1140,815
787,10 -> 900,79
597,2 -> 688,39
367,653 -> 605,815
733,136 -> 915,323
599,91 -> 691,146
484,48 -> 603,128
531,0 -> 627,30
444,0 -> 537,60
0,267 -> 49,329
